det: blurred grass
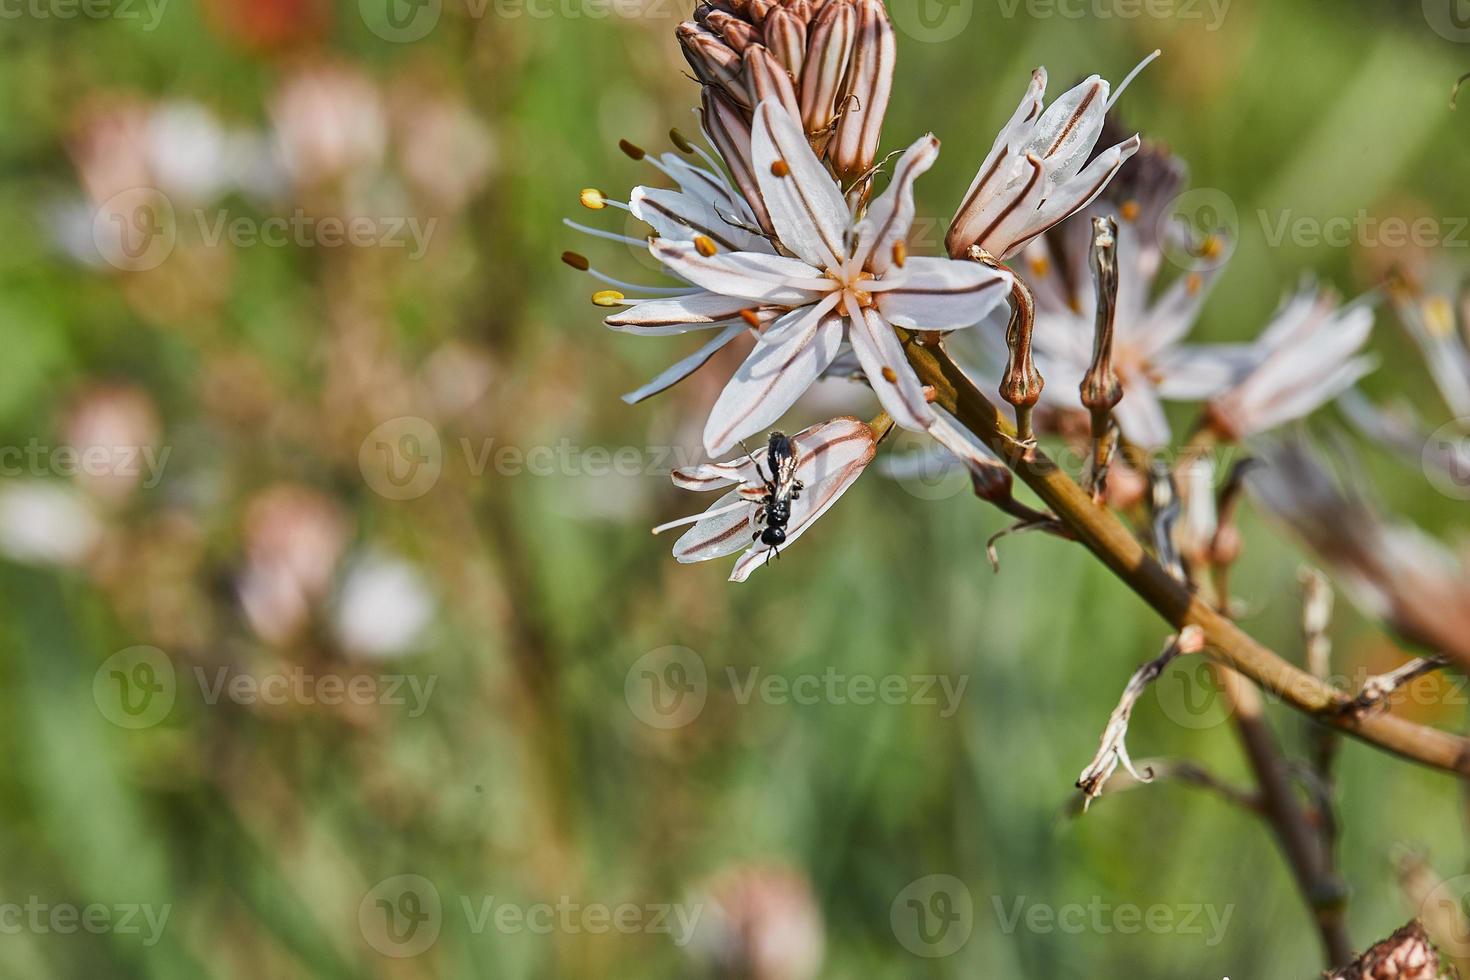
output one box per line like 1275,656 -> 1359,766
0,0 -> 1467,976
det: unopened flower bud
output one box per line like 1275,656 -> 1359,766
743,45 -> 803,126
797,0 -> 856,144
764,7 -> 808,78
678,22 -> 747,105
701,87 -> 774,234
830,0 -> 894,181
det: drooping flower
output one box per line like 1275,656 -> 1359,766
655,416 -> 876,582
1018,142 -> 1234,446
945,60 -> 1151,263
595,100 -> 1014,456
1205,283 -> 1376,441
1248,437 -> 1470,666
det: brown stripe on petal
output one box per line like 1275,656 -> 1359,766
639,196 -> 743,252
710,310 -> 833,450
1041,81 -> 1101,160
946,147 -> 1010,257
765,7 -> 808,77
1006,152 -> 1127,256
882,275 -> 1006,299
761,103 -> 847,263
973,153 -> 1043,251
744,45 -> 803,126
703,88 -> 774,234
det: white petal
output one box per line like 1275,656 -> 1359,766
1003,135 -> 1140,258
650,239 -> 830,305
961,152 -> 1047,261
1152,344 -> 1256,400
750,99 -> 851,269
605,291 -> 751,335
1112,377 -> 1172,448
703,306 -> 846,455
873,257 -> 1014,331
672,489 -> 757,563
631,186 -> 769,254
790,416 -> 877,486
1133,264 -> 1225,358
847,304 -> 935,431
620,324 -> 747,404
671,459 -> 757,492
948,68 -> 1046,255
1024,75 -> 1108,188
851,133 -> 938,275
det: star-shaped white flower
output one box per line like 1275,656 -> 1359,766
607,100 -> 1015,456
655,416 -> 876,582
1206,282 -> 1376,440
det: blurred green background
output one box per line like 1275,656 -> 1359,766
2,0 -> 1469,976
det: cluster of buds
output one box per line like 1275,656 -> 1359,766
678,0 -> 894,198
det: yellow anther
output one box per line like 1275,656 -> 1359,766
1198,234 -> 1223,260
561,250 -> 590,271
739,309 -> 763,328
880,366 -> 898,383
592,290 -> 625,307
1186,273 -> 1203,295
891,240 -> 907,268
1120,200 -> 1141,222
770,159 -> 791,177
694,235 -> 719,257
1028,254 -> 1050,279
579,188 -> 607,210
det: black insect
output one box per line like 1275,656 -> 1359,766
747,431 -> 804,554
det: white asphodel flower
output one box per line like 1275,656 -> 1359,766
600,100 -> 1015,457
653,417 -> 876,582
1206,282 -> 1376,441
945,58 -> 1151,263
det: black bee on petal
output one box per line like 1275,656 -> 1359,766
745,431 -> 804,555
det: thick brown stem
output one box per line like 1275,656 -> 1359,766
903,337 -> 1470,776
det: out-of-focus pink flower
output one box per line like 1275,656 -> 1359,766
237,485 -> 350,645
270,65 -> 387,192
689,864 -> 825,980
396,97 -> 496,212
63,384 -> 162,505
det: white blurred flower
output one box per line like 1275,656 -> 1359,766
0,482 -> 102,567
1019,144 -> 1234,447
1206,283 -> 1376,440
331,553 -> 434,659
1249,437 -> 1470,664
